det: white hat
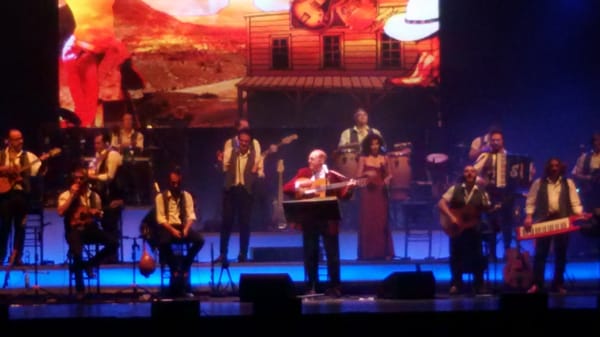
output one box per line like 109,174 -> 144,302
384,0 -> 439,41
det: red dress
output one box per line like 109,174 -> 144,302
358,164 -> 395,260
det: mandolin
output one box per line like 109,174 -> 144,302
0,147 -> 61,194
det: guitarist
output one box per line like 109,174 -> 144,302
571,132 -> 600,212
524,157 -> 583,295
58,166 -> 118,300
283,149 -> 356,297
438,165 -> 492,295
0,129 -> 49,266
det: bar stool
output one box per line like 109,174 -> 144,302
159,241 -> 193,297
68,242 -> 102,297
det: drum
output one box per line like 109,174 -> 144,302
387,150 -> 411,201
333,148 -> 359,178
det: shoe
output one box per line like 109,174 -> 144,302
551,284 -> 567,295
325,287 -> 342,298
237,254 -> 247,263
75,291 -> 85,301
475,285 -> 490,296
449,286 -> 460,295
526,284 -> 539,294
304,289 -> 317,296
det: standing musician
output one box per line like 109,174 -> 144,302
214,127 -> 264,264
154,167 -> 204,297
87,131 -> 124,263
338,107 -> 384,152
438,165 -> 492,295
473,129 -> 516,260
0,129 -> 49,266
572,132 -> 600,212
110,112 -> 146,205
283,149 -> 357,297
524,157 -> 583,295
58,166 -> 118,300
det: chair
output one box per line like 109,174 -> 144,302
399,199 -> 436,260
68,242 -> 103,297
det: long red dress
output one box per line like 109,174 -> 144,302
357,164 -> 395,260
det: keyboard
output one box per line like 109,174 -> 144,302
516,214 -> 591,240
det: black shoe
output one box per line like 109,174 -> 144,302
84,263 -> 96,278
237,254 -> 247,263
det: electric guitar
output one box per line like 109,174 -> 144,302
439,205 -> 482,238
271,159 -> 287,230
260,134 -> 299,161
0,147 -> 61,194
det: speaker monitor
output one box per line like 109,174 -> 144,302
378,271 -> 436,299
239,273 -> 296,302
239,273 -> 300,315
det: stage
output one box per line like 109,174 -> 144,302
1,208 -> 599,335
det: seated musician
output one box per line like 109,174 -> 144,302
154,167 -> 205,297
571,132 -> 600,212
282,149 -> 357,297
57,166 -> 119,301
524,157 -> 583,295
438,165 -> 492,295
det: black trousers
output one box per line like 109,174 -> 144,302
220,186 -> 253,257
449,228 -> 485,289
66,223 -> 119,292
156,225 -> 205,274
532,232 -> 569,289
302,220 -> 341,291
0,190 -> 28,264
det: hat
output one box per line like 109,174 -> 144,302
384,0 -> 439,41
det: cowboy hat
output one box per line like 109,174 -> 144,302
384,0 -> 439,41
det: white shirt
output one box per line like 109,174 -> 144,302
155,190 -> 196,226
338,126 -> 382,148
58,189 -> 102,212
91,148 -> 122,182
525,177 -> 583,216
1,149 -> 43,191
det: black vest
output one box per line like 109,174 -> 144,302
533,178 -> 572,221
223,139 -> 257,194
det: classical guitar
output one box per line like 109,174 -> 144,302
294,176 -> 365,199
0,147 -> 61,194
439,205 -> 481,238
271,159 -> 287,230
291,0 -> 327,29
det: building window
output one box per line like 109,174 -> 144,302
380,33 -> 402,68
323,35 -> 341,68
272,37 -> 289,70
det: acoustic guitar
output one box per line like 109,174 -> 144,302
0,147 -> 61,194
439,205 -> 481,238
502,243 -> 533,290
294,176 -> 365,199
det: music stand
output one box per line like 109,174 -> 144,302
282,196 -> 341,224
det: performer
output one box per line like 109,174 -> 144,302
337,107 -> 382,231
355,133 -> 395,260
0,129 -> 49,266
283,149 -> 357,297
524,157 -> 583,295
58,166 -> 118,300
87,131 -> 124,263
338,107 -> 384,151
214,128 -> 263,263
154,167 -> 205,297
473,129 -> 516,260
438,165 -> 492,295
110,112 -> 146,205
468,124 -> 502,161
571,132 -> 600,212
